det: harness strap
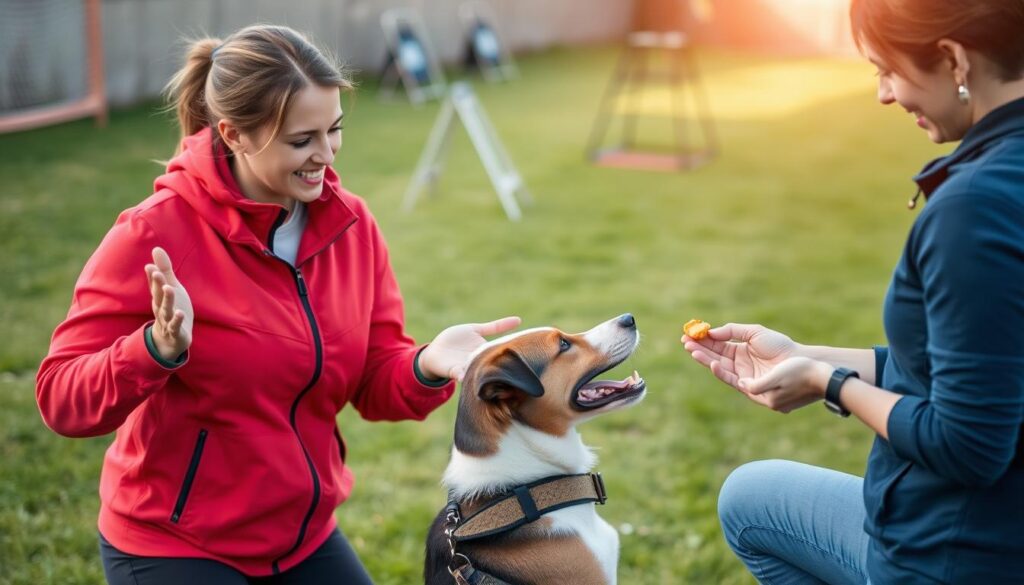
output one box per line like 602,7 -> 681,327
513,485 -> 540,522
452,472 -> 607,542
452,563 -> 516,585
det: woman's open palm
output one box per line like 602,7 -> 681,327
682,323 -> 798,390
145,247 -> 193,361
419,317 -> 522,381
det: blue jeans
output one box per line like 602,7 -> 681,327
718,460 -> 871,585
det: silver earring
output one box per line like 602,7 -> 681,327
957,83 -> 971,105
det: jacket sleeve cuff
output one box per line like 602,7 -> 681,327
873,345 -> 889,388
413,346 -> 451,388
144,324 -> 188,370
886,393 -> 922,460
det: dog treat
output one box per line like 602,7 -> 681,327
683,319 -> 711,340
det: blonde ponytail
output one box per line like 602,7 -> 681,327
163,38 -> 222,150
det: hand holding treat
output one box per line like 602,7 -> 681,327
680,322 -> 801,390
683,319 -> 711,340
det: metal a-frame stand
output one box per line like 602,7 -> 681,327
402,82 -> 531,221
586,31 -> 718,172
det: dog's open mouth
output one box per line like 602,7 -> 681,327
573,370 -> 646,409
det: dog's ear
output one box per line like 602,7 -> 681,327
477,348 -> 545,402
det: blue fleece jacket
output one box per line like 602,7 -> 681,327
867,97 -> 1024,584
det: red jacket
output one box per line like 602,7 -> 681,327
36,127 -> 454,575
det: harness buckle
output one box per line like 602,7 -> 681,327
444,502 -> 462,559
591,472 -> 607,505
448,553 -> 473,585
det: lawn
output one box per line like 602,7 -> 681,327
0,46 -> 945,584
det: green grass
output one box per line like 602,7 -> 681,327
0,46 -> 946,584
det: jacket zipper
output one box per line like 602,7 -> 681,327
265,209 -> 323,573
265,208 -> 360,573
266,264 -> 324,574
170,429 -> 208,523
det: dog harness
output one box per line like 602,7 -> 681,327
443,473 -> 608,584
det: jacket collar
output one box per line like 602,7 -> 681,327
914,96 -> 1024,198
154,127 -> 357,262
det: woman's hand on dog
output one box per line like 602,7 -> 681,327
682,323 -> 799,390
419,316 -> 522,381
145,247 -> 193,361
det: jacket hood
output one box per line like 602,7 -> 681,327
153,127 -> 357,260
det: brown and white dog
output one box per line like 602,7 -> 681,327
424,314 -> 646,585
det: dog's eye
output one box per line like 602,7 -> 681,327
558,338 -> 571,353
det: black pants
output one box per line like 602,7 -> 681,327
99,529 -> 374,585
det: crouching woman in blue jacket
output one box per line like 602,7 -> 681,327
682,1 -> 1024,583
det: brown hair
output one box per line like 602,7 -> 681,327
850,0 -> 1024,81
163,25 -> 353,153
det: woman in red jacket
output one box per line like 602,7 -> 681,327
35,24 -> 519,584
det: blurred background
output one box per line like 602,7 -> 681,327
1,1 -> 945,583
2,0 -> 858,111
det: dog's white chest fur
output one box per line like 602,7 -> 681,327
445,423 -> 619,584
547,504 -> 619,584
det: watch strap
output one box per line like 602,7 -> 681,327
825,367 -> 859,417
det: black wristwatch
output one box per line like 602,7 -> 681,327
824,367 -> 858,417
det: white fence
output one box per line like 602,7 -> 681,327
0,0 -> 630,108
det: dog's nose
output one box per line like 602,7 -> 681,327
617,313 -> 636,329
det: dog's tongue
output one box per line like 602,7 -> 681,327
580,379 -> 630,391
579,370 -> 641,391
